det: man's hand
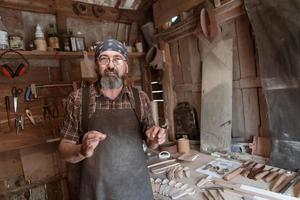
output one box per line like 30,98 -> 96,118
81,131 -> 106,158
146,126 -> 166,149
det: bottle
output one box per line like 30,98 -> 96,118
75,31 -> 85,51
47,23 -> 60,50
62,32 -> 70,51
0,16 -> 9,49
69,30 -> 77,51
34,24 -> 47,51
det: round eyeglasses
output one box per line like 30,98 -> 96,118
97,56 -> 126,66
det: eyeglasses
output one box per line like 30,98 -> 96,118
97,56 -> 126,66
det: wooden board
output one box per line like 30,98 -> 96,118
243,88 -> 260,140
160,41 -> 176,141
200,37 -> 233,151
153,0 -> 205,28
0,150 -> 23,179
231,15 -> 264,141
20,143 -> 57,182
232,88 -> 245,138
258,88 -> 269,137
169,41 -> 184,85
236,15 -> 256,78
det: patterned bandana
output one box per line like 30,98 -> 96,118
95,39 -> 128,61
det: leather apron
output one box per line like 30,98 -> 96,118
80,97 -> 153,200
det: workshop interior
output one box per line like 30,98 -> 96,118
0,0 -> 300,199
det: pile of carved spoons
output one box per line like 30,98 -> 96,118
167,166 -> 190,180
150,178 -> 195,199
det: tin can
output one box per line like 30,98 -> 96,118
9,35 -> 24,50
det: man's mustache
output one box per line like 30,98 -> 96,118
104,69 -> 118,76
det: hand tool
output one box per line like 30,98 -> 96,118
207,190 -> 218,200
223,167 -> 244,180
270,170 -> 289,191
279,172 -> 300,193
273,171 -> 297,193
202,190 -> 213,200
254,167 -> 273,180
247,164 -> 265,179
24,86 -> 33,102
171,187 -> 195,199
11,86 -> 23,113
30,82 -> 77,98
196,176 -> 211,187
216,189 -> 225,200
241,162 -> 257,177
25,108 -> 36,125
5,96 -> 12,129
263,168 -> 280,182
15,115 -> 24,134
223,160 -> 254,181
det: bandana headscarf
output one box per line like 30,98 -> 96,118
95,39 -> 128,61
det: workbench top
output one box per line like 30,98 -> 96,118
148,150 -> 298,200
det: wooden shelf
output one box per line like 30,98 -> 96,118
0,126 -> 59,153
0,50 -> 145,59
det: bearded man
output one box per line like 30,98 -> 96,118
59,39 -> 166,200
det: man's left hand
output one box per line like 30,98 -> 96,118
146,126 -> 166,147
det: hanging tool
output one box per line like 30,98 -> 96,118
30,82 -> 77,98
15,115 -> 24,134
24,86 -> 34,102
11,86 -> 23,113
25,108 -> 36,125
5,96 -> 12,129
52,98 -> 59,118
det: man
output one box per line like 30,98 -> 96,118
59,39 -> 166,200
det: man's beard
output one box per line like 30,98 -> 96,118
99,69 -> 123,89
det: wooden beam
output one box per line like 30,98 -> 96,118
155,0 -> 244,42
174,84 -> 202,92
0,0 -> 55,14
138,0 -> 157,11
0,0 -> 146,24
155,14 -> 199,42
214,0 -> 245,24
115,0 -> 122,8
233,77 -> 261,89
153,0 -> 205,28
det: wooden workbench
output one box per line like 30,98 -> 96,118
148,150 -> 299,200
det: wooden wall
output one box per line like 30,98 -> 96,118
159,12 -> 269,151
0,5 -> 143,199
169,35 -> 202,137
232,15 -> 269,141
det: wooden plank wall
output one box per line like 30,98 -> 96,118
168,35 -> 202,139
0,5 -> 141,199
232,15 -> 269,141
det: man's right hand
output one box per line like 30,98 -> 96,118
80,131 -> 107,158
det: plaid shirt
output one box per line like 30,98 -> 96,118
60,85 -> 155,143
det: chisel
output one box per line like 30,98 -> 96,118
278,172 -> 300,193
263,168 -> 280,182
254,167 -> 273,180
5,96 -> 12,129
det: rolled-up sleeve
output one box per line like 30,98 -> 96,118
139,91 -> 155,130
60,90 -> 81,143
